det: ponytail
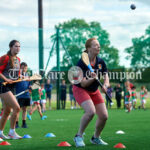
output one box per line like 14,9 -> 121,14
7,50 -> 14,68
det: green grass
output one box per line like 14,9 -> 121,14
0,108 -> 150,150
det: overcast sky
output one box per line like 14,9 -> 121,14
0,0 -> 150,72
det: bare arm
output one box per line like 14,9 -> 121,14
0,73 -> 13,83
103,73 -> 110,87
102,73 -> 110,92
80,72 -> 97,88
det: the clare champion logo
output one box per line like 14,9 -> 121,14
68,66 -> 83,84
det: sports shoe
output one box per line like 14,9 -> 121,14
22,123 -> 28,128
27,114 -> 32,120
0,133 -> 10,140
90,136 -> 108,145
41,115 -> 47,120
8,132 -> 22,139
74,135 -> 85,147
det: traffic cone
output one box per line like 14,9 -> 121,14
114,143 -> 126,148
45,133 -> 56,137
23,134 -> 32,139
0,141 -> 11,145
57,141 -> 71,147
116,130 -> 125,134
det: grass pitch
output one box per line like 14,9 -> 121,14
0,108 -> 150,150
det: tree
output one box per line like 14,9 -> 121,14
51,18 -> 120,69
125,25 -> 150,68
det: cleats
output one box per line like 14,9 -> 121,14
27,114 -> 32,120
41,115 -> 47,120
90,136 -> 108,145
0,133 -> 10,140
8,132 -> 22,140
74,135 -> 85,147
22,123 -> 28,128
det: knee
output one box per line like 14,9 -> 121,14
22,107 -> 27,112
3,109 -> 11,117
13,106 -> 20,113
22,109 -> 27,113
101,114 -> 108,121
86,110 -> 96,119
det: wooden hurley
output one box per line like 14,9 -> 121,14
81,52 -> 112,101
2,74 -> 42,86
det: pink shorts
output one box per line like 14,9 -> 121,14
73,85 -> 104,105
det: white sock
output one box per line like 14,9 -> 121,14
9,128 -> 15,134
0,130 -> 3,134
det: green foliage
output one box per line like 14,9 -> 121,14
52,18 -> 120,69
125,25 -> 150,68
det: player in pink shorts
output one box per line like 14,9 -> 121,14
73,38 -> 110,147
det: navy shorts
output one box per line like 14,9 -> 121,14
46,92 -> 51,99
0,82 -> 15,95
17,98 -> 31,107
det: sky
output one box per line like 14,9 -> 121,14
0,0 -> 150,73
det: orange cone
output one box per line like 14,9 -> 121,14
57,141 -> 71,147
0,141 -> 11,145
114,143 -> 126,148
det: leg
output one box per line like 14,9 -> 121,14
61,100 -> 63,109
62,100 -> 65,109
37,104 -> 47,120
142,102 -> 144,109
125,104 -> 130,112
47,98 -> 50,109
0,102 -> 11,130
77,100 -> 95,136
0,92 -> 20,129
22,106 -> 27,121
116,98 -> 119,109
94,103 -> 108,138
22,106 -> 27,127
118,98 -> 121,108
49,98 -> 51,109
64,100 -> 66,109
43,103 -> 46,112
71,100 -> 73,108
133,101 -> 136,109
37,104 -> 43,117
30,105 -> 37,115
15,107 -> 20,128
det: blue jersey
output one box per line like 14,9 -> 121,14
44,84 -> 53,93
75,56 -> 108,92
16,81 -> 31,99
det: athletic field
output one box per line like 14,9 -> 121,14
0,107 -> 150,150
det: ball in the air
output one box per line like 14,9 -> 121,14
130,4 -> 136,10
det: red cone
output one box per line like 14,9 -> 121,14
0,141 -> 11,145
114,143 -> 126,148
57,141 -> 71,147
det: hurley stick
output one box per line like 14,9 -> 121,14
81,52 -> 112,101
